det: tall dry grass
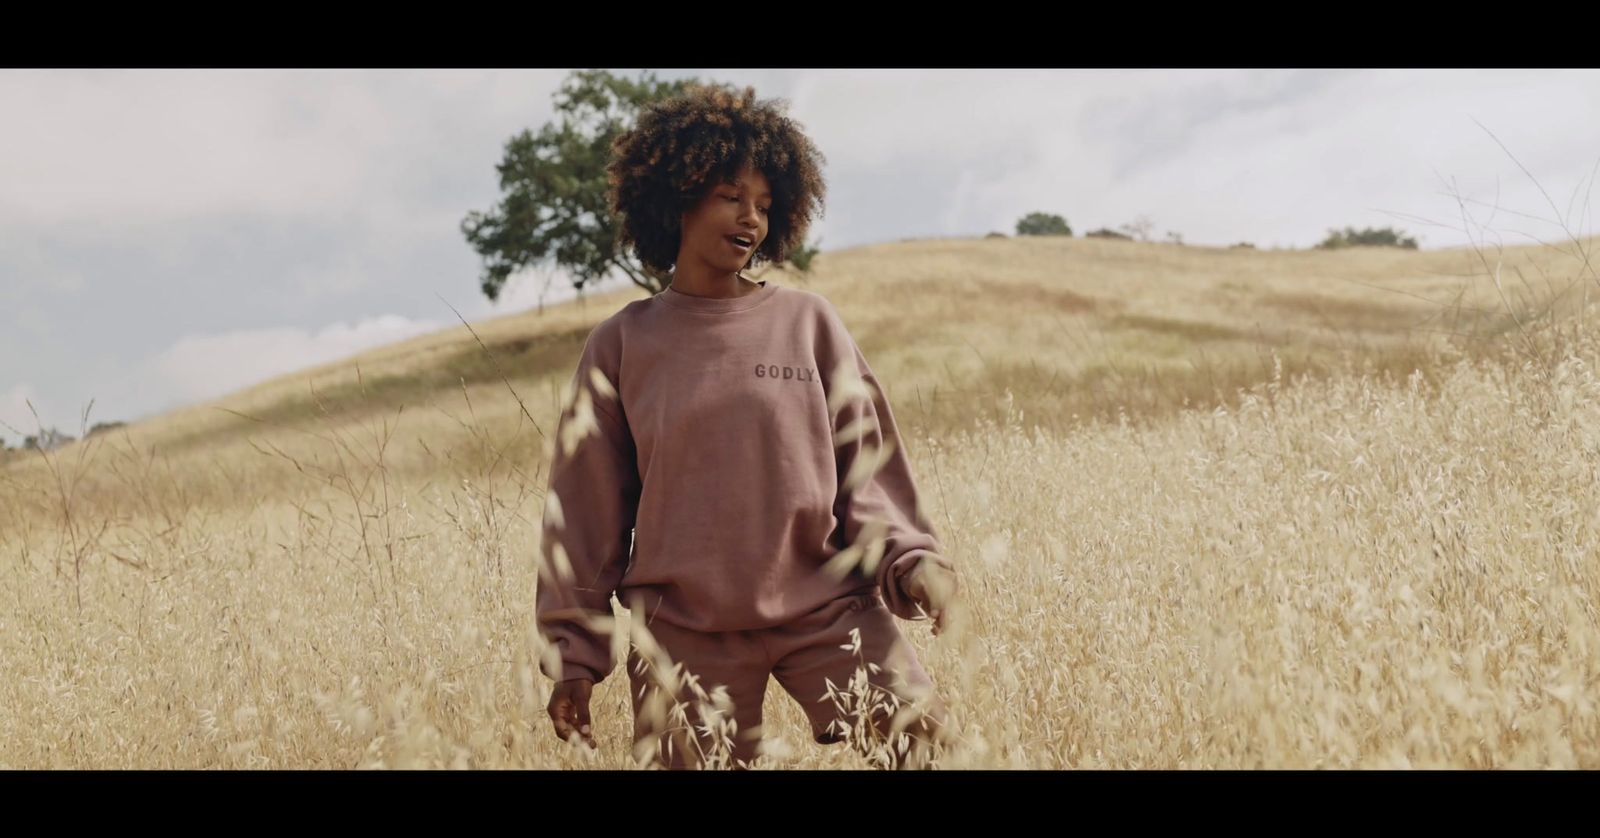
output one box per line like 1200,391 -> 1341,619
3,191 -> 1599,767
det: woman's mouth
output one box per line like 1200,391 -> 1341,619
727,235 -> 754,254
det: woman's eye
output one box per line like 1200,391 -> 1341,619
723,195 -> 768,214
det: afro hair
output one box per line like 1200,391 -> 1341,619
606,83 -> 827,276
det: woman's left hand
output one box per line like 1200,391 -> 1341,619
904,558 -> 959,636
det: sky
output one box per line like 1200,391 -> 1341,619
4,68 -> 1597,444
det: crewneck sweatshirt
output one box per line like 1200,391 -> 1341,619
535,279 -> 952,684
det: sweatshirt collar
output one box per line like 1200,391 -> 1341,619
658,278 -> 778,314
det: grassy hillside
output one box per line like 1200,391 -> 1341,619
9,234 -> 1584,485
2,233 -> 1597,768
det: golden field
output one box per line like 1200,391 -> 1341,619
3,232 -> 1598,768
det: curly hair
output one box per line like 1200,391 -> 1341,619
606,83 -> 827,275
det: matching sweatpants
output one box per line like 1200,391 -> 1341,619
625,589 -> 947,769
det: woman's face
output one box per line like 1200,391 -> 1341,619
678,164 -> 771,275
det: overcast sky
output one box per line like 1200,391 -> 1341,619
4,68 -> 1597,444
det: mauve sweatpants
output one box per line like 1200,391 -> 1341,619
625,590 -> 947,770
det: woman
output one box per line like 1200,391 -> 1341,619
536,82 -> 959,769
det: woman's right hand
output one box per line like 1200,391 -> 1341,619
548,677 -> 597,749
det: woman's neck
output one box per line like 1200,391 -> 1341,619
668,269 -> 761,299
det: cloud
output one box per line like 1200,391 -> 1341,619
0,232 -> 87,302
143,314 -> 443,411
0,68 -> 569,228
0,382 -> 54,444
710,68 -> 1600,248
8,67 -> 1600,442
473,263 -> 642,320
890,68 -> 1600,249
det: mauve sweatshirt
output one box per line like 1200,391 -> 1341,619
535,279 -> 953,684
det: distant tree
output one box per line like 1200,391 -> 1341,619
985,231 -> 1008,239
1230,242 -> 1256,249
87,420 -> 126,437
1015,212 -> 1073,237
1315,225 -> 1419,250
1118,215 -> 1155,242
23,427 -> 74,451
1165,231 -> 1185,246
1086,228 -> 1132,240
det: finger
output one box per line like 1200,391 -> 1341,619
552,714 -> 576,743
556,719 -> 591,749
550,698 -> 577,742
576,699 -> 595,747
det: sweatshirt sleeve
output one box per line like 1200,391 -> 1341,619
820,305 -> 955,622
535,319 -> 641,685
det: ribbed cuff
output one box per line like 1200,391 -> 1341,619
882,550 -> 954,621
543,659 -> 602,685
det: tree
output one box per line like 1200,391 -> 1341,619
1118,215 -> 1155,242
1085,228 -> 1132,240
87,420 -> 126,437
786,238 -> 821,272
462,69 -> 819,303
1015,212 -> 1072,237
1315,225 -> 1419,250
461,70 -> 690,302
22,427 -> 74,451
